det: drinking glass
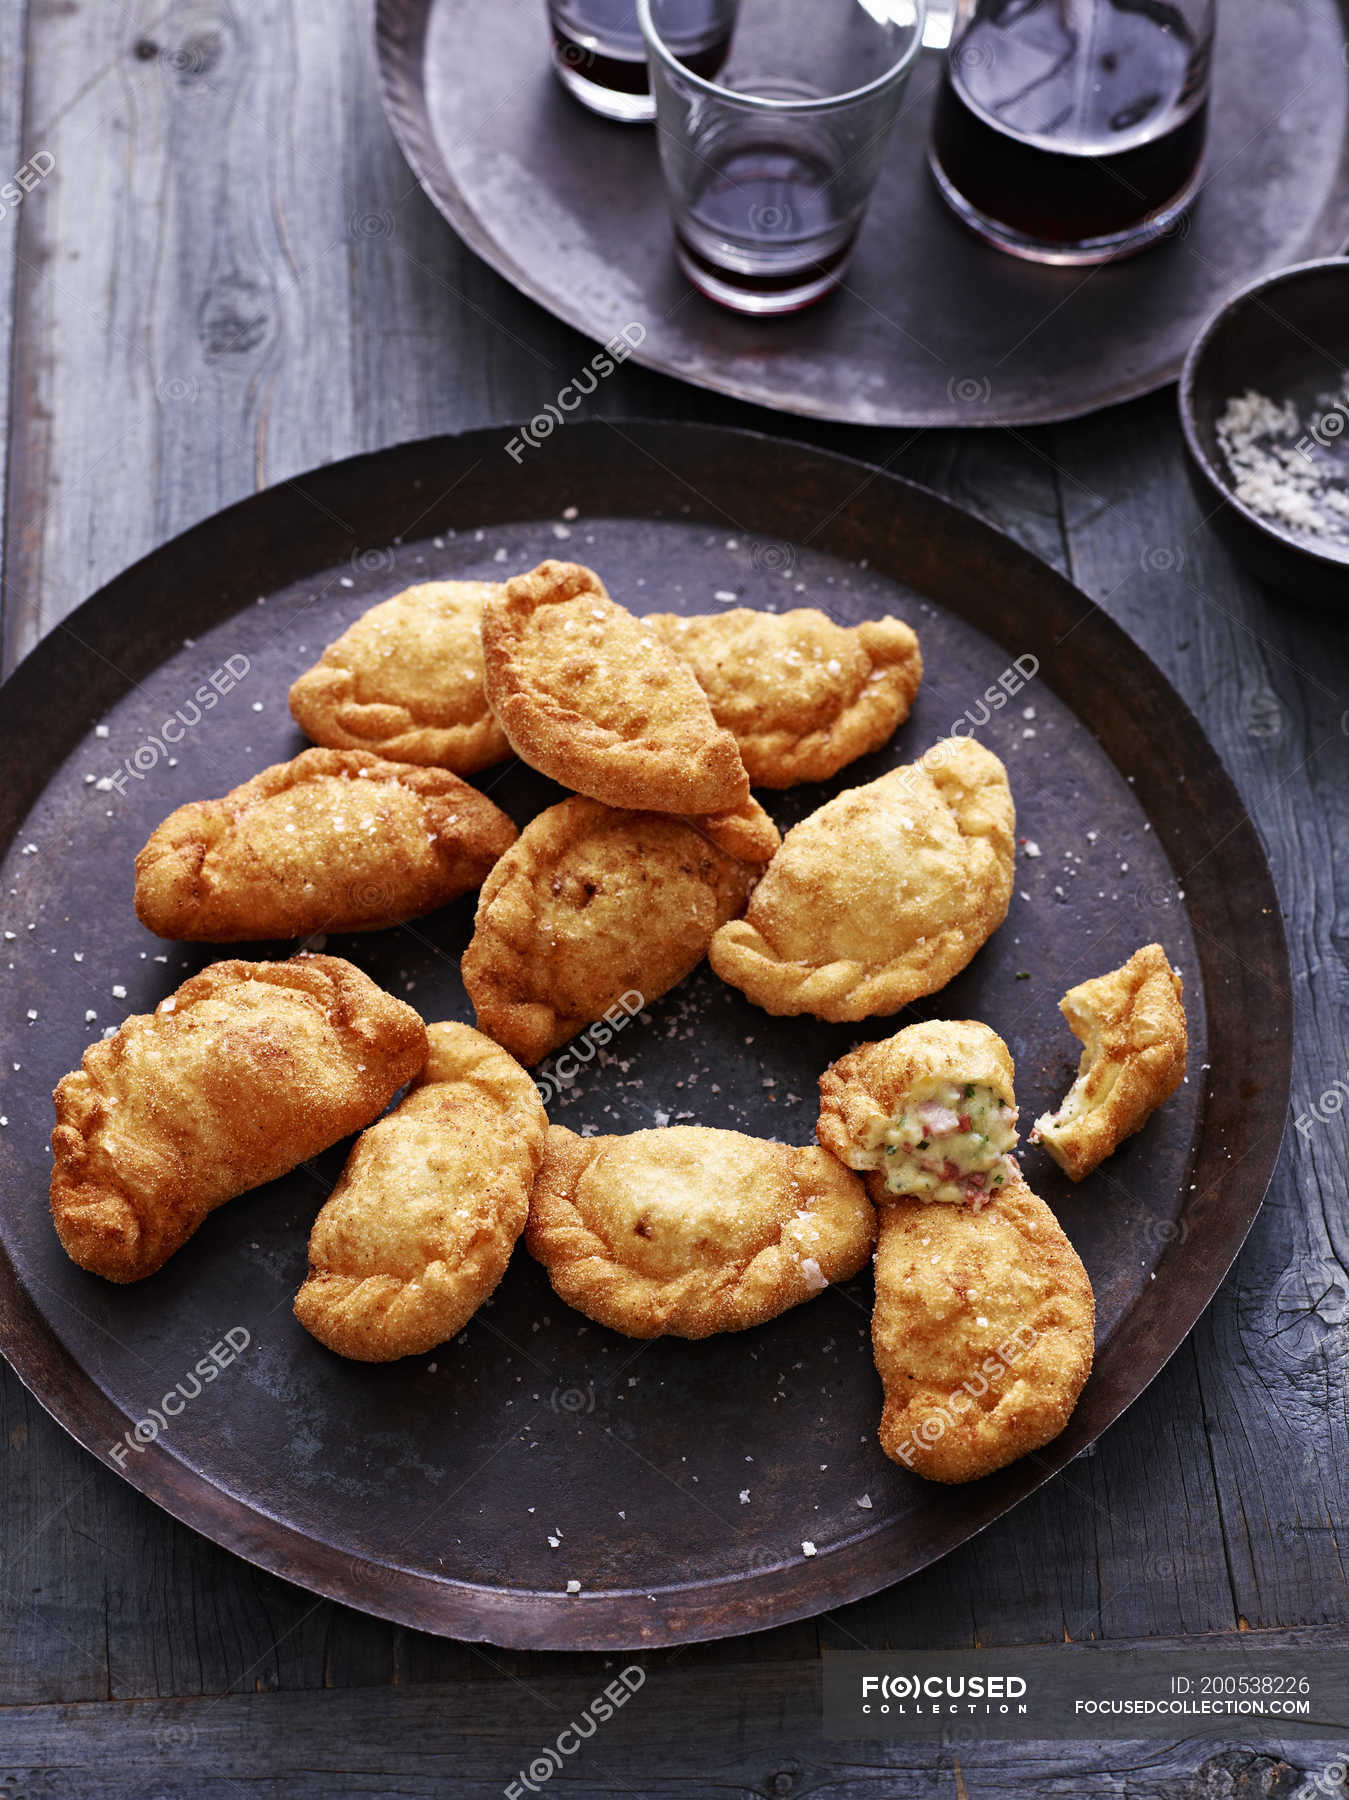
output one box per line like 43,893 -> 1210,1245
547,0 -> 741,124
637,0 -> 926,314
929,0 -> 1216,264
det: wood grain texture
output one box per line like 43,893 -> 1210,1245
0,0 -> 27,669
0,0 -> 1346,1788
0,1641 -> 1342,1797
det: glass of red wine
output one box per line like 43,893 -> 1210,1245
547,0 -> 741,123
929,0 -> 1215,263
637,0 -> 926,314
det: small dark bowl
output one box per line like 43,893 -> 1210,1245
1179,258 -> 1349,607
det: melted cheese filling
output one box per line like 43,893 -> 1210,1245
865,1080 -> 1018,1205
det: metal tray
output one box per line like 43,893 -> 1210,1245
375,0 -> 1349,428
0,423 -> 1290,1648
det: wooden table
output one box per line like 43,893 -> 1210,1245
1,5 -> 1346,1794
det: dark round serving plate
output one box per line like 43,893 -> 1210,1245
375,0 -> 1349,428
0,423 -> 1290,1649
1180,257 -> 1349,606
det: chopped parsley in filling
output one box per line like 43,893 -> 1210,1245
866,1080 -> 1018,1205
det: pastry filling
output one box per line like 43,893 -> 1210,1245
867,1081 -> 1018,1206
1031,1030 -> 1111,1143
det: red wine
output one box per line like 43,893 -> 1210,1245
552,24 -> 732,95
675,142 -> 859,312
931,0 -> 1210,252
676,226 -> 856,303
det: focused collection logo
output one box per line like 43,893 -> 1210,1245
860,1673 -> 1029,1716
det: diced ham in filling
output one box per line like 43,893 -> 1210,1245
916,1101 -> 961,1137
867,1080 -> 1019,1204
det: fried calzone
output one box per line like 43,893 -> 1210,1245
294,1022 -> 547,1361
288,579 -> 511,773
50,955 -> 427,1283
525,1125 -> 875,1338
462,795 -> 780,1065
1031,943 -> 1188,1181
819,1020 -> 1019,1207
709,736 -> 1015,1021
480,561 -> 750,815
133,748 -> 516,940
872,1172 -> 1094,1483
643,606 -> 922,787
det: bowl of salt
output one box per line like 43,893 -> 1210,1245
1180,258 -> 1349,606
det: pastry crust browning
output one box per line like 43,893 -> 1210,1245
818,1019 -> 1019,1204
50,955 -> 427,1283
1031,943 -> 1188,1181
462,795 -> 780,1065
872,1172 -> 1094,1482
294,1022 -> 548,1360
288,580 -> 511,772
480,561 -> 750,813
643,607 -> 923,787
525,1125 -> 875,1338
709,737 -> 1015,1020
133,748 -> 517,940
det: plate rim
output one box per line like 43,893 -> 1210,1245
0,420 -> 1294,1649
373,0 -> 1349,429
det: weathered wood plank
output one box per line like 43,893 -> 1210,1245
0,1642 -> 1342,1798
0,0 -> 28,665
0,1 -> 115,1708
0,1363 -> 110,1703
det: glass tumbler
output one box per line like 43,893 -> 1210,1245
637,0 -> 926,314
929,0 -> 1215,264
547,0 -> 741,124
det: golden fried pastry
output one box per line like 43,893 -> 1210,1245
872,1172 -> 1094,1482
480,561 -> 750,814
819,1020 -> 1019,1206
643,607 -> 922,787
288,580 -> 510,773
526,1125 -> 875,1338
1031,943 -> 1187,1181
133,748 -> 517,941
294,1022 -> 547,1361
461,795 -> 779,1065
709,736 -> 1015,1021
50,956 -> 426,1283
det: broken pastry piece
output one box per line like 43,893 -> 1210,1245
818,1020 -> 1019,1207
133,748 -> 517,940
525,1125 -> 875,1338
709,736 -> 1015,1021
642,606 -> 923,788
872,1172 -> 1095,1483
294,1022 -> 548,1361
461,794 -> 779,1065
288,579 -> 511,773
1031,943 -> 1188,1181
480,561 -> 750,815
50,956 -> 427,1283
